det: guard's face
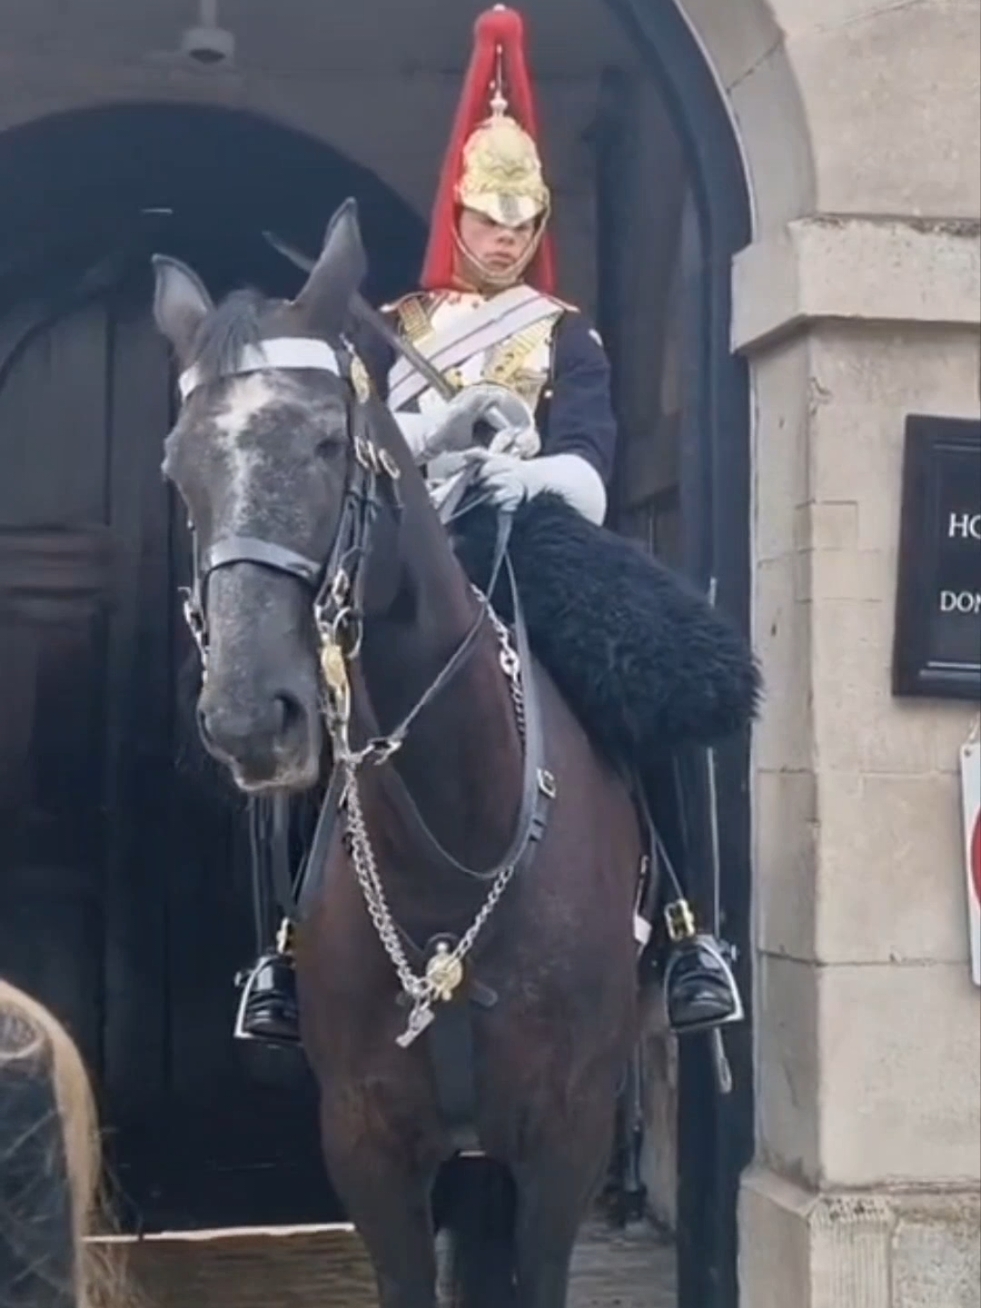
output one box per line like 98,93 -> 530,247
457,208 -> 537,282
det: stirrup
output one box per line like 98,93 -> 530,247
663,934 -> 745,1037
233,946 -> 299,1046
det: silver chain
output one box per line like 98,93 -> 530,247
481,586 -> 525,742
337,597 -> 526,1046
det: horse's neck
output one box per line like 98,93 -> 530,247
357,450 -> 522,870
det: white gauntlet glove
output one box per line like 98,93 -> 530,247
464,449 -> 608,525
392,383 -> 538,463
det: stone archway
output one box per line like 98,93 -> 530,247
0,102 -> 425,307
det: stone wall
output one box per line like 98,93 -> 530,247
705,0 -> 981,1300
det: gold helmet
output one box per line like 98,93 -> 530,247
456,79 -> 551,230
421,6 -> 555,292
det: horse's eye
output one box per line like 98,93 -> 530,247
315,438 -> 343,460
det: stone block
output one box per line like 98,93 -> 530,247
818,963 -> 981,1187
811,597 -> 889,773
754,339 -> 813,563
752,555 -> 812,774
727,44 -> 818,233
739,1169 -> 818,1308
755,954 -> 821,1182
816,770 -> 972,966
733,223 -> 981,354
682,0 -> 786,92
755,767 -> 818,960
893,1194 -> 981,1308
740,1169 -> 981,1308
787,2 -> 981,217
804,547 -> 889,603
807,325 -> 981,550
796,501 -> 860,554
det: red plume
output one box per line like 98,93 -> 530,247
420,6 -> 556,294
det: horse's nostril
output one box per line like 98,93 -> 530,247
274,692 -> 307,741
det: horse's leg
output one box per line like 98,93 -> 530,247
512,1104 -> 616,1308
319,1107 -> 439,1308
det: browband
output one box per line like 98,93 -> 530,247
178,337 -> 344,401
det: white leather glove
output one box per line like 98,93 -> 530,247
464,449 -> 608,525
393,383 -> 537,463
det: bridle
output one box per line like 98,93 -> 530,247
177,333 -> 517,767
174,329 -> 555,1048
178,335 -> 400,747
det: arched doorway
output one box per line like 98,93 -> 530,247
594,6 -> 753,1306
0,104 -> 423,1232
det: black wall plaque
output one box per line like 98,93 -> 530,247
893,414 -> 981,700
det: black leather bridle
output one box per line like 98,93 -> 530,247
181,346 -> 399,697
173,329 -> 553,926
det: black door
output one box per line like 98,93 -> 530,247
0,258 -> 336,1232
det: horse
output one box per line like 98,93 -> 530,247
0,978 -> 122,1308
151,199 -> 648,1308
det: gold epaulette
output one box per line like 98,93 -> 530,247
379,292 -> 435,344
378,291 -> 430,314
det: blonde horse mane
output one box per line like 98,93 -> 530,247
0,980 -> 132,1308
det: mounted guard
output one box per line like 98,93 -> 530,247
151,7 -> 760,1298
237,3 -> 752,1051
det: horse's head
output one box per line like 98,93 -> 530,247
153,200 -> 379,793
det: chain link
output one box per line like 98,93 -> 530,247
479,585 -> 526,742
338,599 -> 526,1042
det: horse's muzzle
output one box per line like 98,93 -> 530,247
197,686 -> 321,792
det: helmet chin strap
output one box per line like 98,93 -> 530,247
452,220 -> 546,294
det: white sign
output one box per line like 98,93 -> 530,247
960,739 -> 981,987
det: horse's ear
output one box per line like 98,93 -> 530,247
292,198 -> 367,339
152,255 -> 214,365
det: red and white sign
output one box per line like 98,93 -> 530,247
960,739 -> 981,988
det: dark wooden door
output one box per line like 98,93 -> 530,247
0,262 -> 335,1231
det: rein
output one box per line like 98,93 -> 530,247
176,330 -> 555,1046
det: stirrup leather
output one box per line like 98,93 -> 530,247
664,897 -> 697,943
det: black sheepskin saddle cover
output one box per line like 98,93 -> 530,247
451,494 -> 762,768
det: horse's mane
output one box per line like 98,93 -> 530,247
0,980 -> 135,1307
188,288 -> 270,381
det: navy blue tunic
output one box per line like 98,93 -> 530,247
351,304 -> 619,487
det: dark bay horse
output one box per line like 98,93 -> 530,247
151,200 -> 646,1308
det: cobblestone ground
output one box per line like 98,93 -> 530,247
125,1217 -> 676,1306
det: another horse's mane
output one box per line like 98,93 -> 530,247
0,980 -> 134,1307
189,288 -> 270,381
